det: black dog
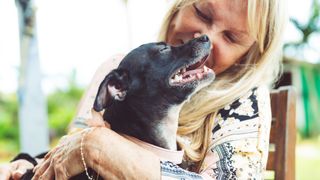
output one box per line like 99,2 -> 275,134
93,35 -> 214,150
14,35 -> 214,179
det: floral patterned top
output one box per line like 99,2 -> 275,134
70,56 -> 272,180
161,86 -> 272,180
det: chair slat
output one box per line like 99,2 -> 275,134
267,86 -> 296,180
266,152 -> 275,170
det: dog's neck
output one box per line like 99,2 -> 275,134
156,104 -> 184,150
104,102 -> 184,151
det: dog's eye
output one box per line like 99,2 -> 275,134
159,46 -> 170,53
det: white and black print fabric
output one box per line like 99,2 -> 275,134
161,161 -> 204,179
161,86 -> 272,180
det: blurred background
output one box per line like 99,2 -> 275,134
0,0 -> 319,179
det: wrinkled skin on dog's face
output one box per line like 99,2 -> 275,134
94,36 -> 214,148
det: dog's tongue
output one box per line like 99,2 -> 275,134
186,60 -> 203,71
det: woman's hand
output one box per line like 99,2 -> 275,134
33,127 -> 161,180
32,109 -> 108,180
32,130 -> 88,180
0,159 -> 34,180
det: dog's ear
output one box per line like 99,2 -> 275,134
93,69 -> 129,112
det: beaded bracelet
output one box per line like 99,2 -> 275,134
80,128 -> 94,180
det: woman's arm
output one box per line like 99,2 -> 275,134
32,127 -> 161,180
33,127 -> 207,180
85,128 -> 161,179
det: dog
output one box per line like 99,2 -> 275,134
15,35 -> 215,179
93,35 -> 214,150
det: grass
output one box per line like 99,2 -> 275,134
296,136 -> 320,180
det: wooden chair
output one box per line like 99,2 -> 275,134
266,86 -> 296,180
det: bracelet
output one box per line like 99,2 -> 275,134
80,128 -> 94,180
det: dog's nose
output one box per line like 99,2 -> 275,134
198,35 -> 209,42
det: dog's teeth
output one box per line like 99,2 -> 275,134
196,73 -> 203,79
182,68 -> 186,73
174,74 -> 180,81
203,66 -> 208,72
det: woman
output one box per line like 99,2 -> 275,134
1,0 -> 286,179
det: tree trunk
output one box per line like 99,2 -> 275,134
16,0 -> 49,156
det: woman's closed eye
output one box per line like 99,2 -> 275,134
224,31 -> 253,47
193,4 -> 212,23
224,31 -> 238,44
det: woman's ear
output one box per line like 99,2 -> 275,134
93,69 -> 129,112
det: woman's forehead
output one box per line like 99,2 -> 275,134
202,0 -> 249,33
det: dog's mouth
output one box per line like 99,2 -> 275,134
169,54 -> 214,86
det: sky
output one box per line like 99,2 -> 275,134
0,0 -> 319,94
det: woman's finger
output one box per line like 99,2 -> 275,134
32,158 -> 51,178
54,165 -> 70,180
34,148 -> 66,180
44,150 -> 52,160
37,163 -> 55,180
34,145 -> 63,174
44,146 -> 59,160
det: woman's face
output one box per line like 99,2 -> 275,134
167,0 -> 256,74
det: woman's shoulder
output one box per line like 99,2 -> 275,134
98,54 -> 125,71
212,85 -> 271,133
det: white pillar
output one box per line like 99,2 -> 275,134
16,0 -> 49,156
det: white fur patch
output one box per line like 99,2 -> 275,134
107,84 -> 126,101
157,104 -> 184,150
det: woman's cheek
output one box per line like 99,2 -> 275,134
210,49 -> 234,74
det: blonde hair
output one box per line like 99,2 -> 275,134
158,0 -> 287,171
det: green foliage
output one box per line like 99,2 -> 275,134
0,93 -> 20,160
0,71 -> 84,153
47,76 -> 84,137
285,0 -> 320,48
0,93 -> 19,141
47,70 -> 84,137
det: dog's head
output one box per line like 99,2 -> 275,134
94,35 -> 215,112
